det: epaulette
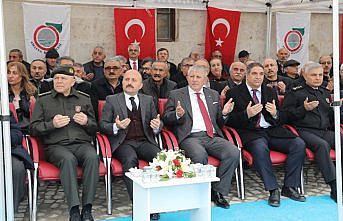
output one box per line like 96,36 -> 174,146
77,90 -> 90,97
38,91 -> 52,97
292,85 -> 303,91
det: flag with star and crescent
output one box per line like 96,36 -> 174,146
205,7 -> 241,66
114,8 -> 156,59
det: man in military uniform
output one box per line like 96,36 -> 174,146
30,65 -> 99,221
282,62 -> 341,202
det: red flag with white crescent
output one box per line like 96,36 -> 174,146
114,8 -> 156,59
205,7 -> 241,65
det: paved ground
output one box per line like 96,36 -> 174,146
14,161 -> 332,221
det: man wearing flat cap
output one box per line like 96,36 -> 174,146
30,65 -> 99,221
45,48 -> 60,78
284,59 -> 300,80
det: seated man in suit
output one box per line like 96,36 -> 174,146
163,65 -> 239,209
141,60 -> 177,111
30,66 -> 99,221
100,70 -> 162,220
225,62 -> 306,207
126,44 -> 142,71
282,62 -> 341,202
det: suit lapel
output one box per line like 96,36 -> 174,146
119,93 -> 128,118
182,87 -> 193,118
203,89 -> 215,122
240,84 -> 254,105
138,94 -> 146,123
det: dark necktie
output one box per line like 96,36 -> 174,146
195,93 -> 214,138
132,61 -> 137,70
129,97 -> 137,112
251,89 -> 261,128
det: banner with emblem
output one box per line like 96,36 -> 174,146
276,12 -> 310,66
22,3 -> 71,62
114,8 -> 156,59
205,7 -> 241,66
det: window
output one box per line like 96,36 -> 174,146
157,8 -> 175,42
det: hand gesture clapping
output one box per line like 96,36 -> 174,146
150,114 -> 161,130
222,98 -> 234,116
115,115 -> 131,129
265,100 -> 277,118
246,101 -> 263,119
176,101 -> 185,118
73,112 -> 88,126
53,114 -> 70,128
304,97 -> 319,111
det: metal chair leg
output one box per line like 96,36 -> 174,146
300,167 -> 305,195
27,170 -> 32,221
107,157 -> 112,215
235,168 -> 241,198
239,149 -> 245,200
32,163 -> 38,221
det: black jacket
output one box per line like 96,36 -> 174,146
225,83 -> 295,145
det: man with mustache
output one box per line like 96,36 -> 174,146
263,58 -> 292,95
225,62 -> 306,207
100,70 -> 162,220
90,58 -> 123,118
29,59 -> 52,94
141,60 -> 177,111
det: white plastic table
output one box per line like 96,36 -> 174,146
125,172 -> 219,221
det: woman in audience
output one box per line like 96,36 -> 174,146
208,58 -> 229,95
7,62 -> 36,133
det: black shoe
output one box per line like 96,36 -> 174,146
69,212 -> 81,221
211,190 -> 230,209
281,186 -> 306,202
81,210 -> 94,221
330,190 -> 337,203
268,189 -> 280,207
150,213 -> 160,220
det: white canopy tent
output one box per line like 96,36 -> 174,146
0,0 -> 341,220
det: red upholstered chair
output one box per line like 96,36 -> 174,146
157,98 -> 242,198
9,103 -> 33,218
28,101 -> 108,220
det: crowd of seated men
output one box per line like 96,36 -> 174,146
6,45 -> 341,221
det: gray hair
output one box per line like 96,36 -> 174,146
105,57 -> 122,65
112,55 -> 127,64
303,62 -> 322,75
188,65 -> 208,77
73,62 -> 83,69
128,43 -> 140,52
229,61 -> 246,74
56,56 -> 75,66
152,60 -> 169,70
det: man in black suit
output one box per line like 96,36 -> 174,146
170,57 -> 194,88
225,62 -> 306,207
100,70 -> 161,220
282,62 -> 341,202
126,44 -> 142,71
90,58 -> 123,118
83,46 -> 106,81
163,65 -> 239,209
141,60 -> 177,110
29,59 -> 52,94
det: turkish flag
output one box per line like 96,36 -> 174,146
114,8 -> 156,59
205,7 -> 241,66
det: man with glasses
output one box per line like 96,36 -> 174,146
141,60 -> 177,111
83,46 -> 106,81
91,58 -> 123,118
127,44 -> 142,71
140,58 -> 154,80
170,57 -> 194,88
319,55 -> 334,92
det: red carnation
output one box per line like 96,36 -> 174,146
173,159 -> 181,166
176,169 -> 183,178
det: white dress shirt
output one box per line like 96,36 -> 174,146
188,87 -> 216,134
129,59 -> 138,70
246,83 -> 271,128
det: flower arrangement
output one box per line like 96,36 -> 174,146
150,150 -> 196,181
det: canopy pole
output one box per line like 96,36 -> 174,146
0,0 -> 14,220
265,1 -> 272,58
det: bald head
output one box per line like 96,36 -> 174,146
122,70 -> 143,95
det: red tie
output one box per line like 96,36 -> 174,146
195,93 -> 214,138
251,89 -> 261,128
132,61 -> 137,70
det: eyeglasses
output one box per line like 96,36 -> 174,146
105,66 -> 121,71
182,64 -> 193,67
141,67 -> 151,71
153,68 -> 165,72
128,49 -> 139,52
320,61 -> 332,65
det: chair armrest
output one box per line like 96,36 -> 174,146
283,124 -> 299,136
100,134 -> 113,158
222,127 -> 235,144
162,128 -> 179,151
161,129 -> 173,150
28,136 -> 40,163
223,126 -> 243,149
96,132 -> 108,158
